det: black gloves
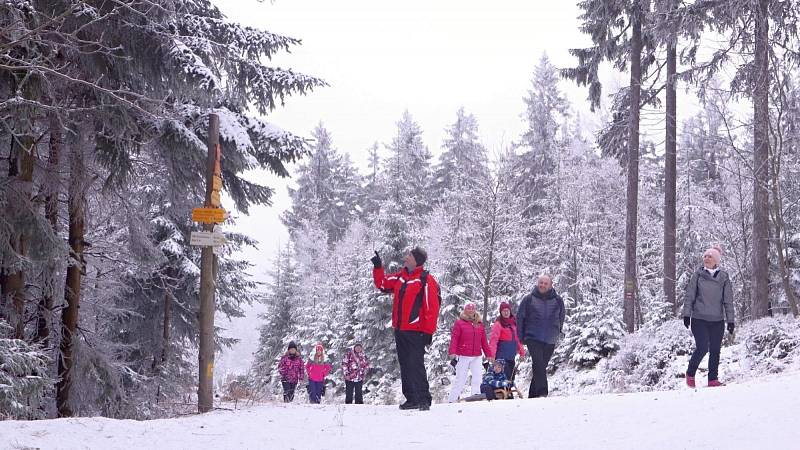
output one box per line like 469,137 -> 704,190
727,323 -> 735,334
683,316 -> 691,329
370,251 -> 382,268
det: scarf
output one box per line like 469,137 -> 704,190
498,314 -> 516,328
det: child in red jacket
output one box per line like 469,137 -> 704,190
306,343 -> 332,404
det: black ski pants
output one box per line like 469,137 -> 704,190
345,380 -> 364,404
395,330 -> 432,406
281,381 -> 297,403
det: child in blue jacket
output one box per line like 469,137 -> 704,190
481,359 -> 513,400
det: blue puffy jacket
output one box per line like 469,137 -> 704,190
516,288 -> 565,345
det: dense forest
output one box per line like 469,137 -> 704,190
2,0 -> 799,418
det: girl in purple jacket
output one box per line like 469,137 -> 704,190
277,341 -> 304,402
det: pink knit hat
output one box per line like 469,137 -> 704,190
464,303 -> 476,313
499,302 -> 511,314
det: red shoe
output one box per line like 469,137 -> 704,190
686,375 -> 695,388
707,380 -> 725,387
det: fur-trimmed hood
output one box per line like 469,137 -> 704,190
459,311 -> 483,325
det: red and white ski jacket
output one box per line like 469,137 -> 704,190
373,265 -> 440,335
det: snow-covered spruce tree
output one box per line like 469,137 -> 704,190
285,218 -> 338,391
325,221 -> 379,400
513,53 -> 570,221
565,0 -> 661,333
0,320 -> 51,419
554,293 -> 626,369
282,124 -> 364,244
380,110 -> 434,223
0,0 -> 324,418
417,108 -> 492,395
251,244 -> 299,396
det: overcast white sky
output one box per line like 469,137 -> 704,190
211,0 -> 626,284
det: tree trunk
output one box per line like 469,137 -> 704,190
663,2 -> 678,316
768,102 -> 799,317
623,0 -> 643,333
2,132 -> 35,340
153,289 -> 172,373
2,74 -> 36,340
482,216 -> 496,319
35,112 -> 63,345
56,127 -> 88,417
751,0 -> 771,318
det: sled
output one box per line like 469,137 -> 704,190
460,393 -> 488,402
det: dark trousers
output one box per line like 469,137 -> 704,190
308,380 -> 324,404
526,340 -> 555,398
345,380 -> 364,404
395,330 -> 432,405
503,358 -> 516,381
480,384 -> 497,400
281,381 -> 297,402
687,318 -> 725,381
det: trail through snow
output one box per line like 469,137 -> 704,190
2,371 -> 798,450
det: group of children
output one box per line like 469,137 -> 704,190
277,338 -> 513,404
277,341 -> 370,404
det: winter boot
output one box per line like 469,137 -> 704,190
399,401 -> 420,410
686,375 -> 695,388
707,379 -> 725,387
418,403 -> 430,411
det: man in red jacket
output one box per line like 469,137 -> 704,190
371,246 -> 440,411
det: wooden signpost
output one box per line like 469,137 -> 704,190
197,114 -> 224,414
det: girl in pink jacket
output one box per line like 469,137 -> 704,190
447,303 -> 491,402
306,343 -> 332,404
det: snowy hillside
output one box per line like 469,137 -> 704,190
3,371 -> 799,450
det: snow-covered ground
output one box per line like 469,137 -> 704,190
3,370 -> 799,450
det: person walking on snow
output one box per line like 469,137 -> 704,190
277,341 -> 304,402
683,245 -> 735,388
342,343 -> 370,404
371,246 -> 441,411
488,302 -> 525,380
306,343 -> 332,404
517,274 -> 565,398
447,303 -> 492,403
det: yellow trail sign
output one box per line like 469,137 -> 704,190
192,207 -> 226,223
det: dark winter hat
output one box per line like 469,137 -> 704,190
410,246 -> 427,266
287,341 -> 297,351
499,302 -> 511,314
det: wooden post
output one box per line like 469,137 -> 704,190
198,114 -> 219,413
